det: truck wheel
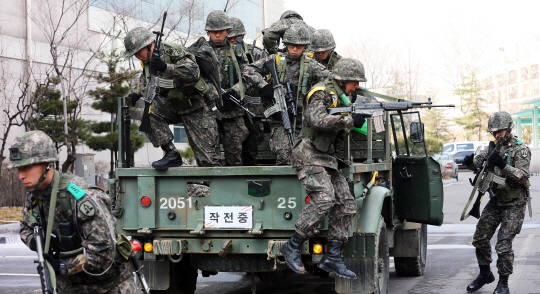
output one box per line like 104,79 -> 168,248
395,224 -> 427,276
151,255 -> 198,294
335,216 -> 389,294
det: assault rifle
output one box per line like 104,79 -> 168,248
28,195 -> 55,294
263,59 -> 296,148
327,97 -> 455,116
139,12 -> 167,133
220,89 -> 256,117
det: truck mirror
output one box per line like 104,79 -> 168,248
409,122 -> 424,143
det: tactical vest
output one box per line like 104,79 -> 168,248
326,51 -> 341,71
274,52 -> 313,104
301,80 -> 348,153
495,138 -> 528,202
221,43 -> 245,98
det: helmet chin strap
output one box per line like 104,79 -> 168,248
25,163 -> 52,192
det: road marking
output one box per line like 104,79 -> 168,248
427,244 -> 474,249
509,234 -> 534,289
0,256 -> 35,258
0,273 -> 39,276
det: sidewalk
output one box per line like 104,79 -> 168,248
0,222 -> 19,234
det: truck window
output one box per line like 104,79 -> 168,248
443,145 -> 454,152
390,111 -> 426,156
456,143 -> 474,151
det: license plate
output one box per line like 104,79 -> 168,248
204,206 -> 253,229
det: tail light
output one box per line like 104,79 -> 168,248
131,239 -> 142,252
141,196 -> 151,207
305,196 -> 311,204
445,163 -> 453,169
144,243 -> 153,253
313,244 -> 323,254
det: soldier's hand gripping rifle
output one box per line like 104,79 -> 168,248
139,12 -> 167,133
263,59 -> 296,148
27,195 -> 55,294
220,88 -> 256,117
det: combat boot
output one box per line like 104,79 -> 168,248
466,265 -> 495,292
493,275 -> 509,294
152,144 -> 183,170
318,240 -> 356,279
280,232 -> 307,274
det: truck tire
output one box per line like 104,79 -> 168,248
335,216 -> 389,294
395,224 -> 427,276
190,254 -> 287,272
151,255 -> 198,294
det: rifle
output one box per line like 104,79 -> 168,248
263,59 -> 296,148
130,256 -> 150,294
28,195 -> 55,294
327,97 -> 455,116
220,88 -> 256,117
139,12 -> 168,133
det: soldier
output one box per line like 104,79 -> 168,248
243,24 -> 329,165
227,17 -> 266,166
10,131 -> 137,293
262,10 -> 316,54
125,27 -> 221,169
279,58 -> 370,279
311,29 -> 342,70
205,10 -> 249,166
463,111 -> 531,294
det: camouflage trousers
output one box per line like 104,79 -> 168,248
57,271 -> 137,294
218,116 -> 249,166
242,116 -> 264,166
146,101 -> 221,167
472,199 -> 526,276
269,117 -> 301,165
295,166 -> 357,241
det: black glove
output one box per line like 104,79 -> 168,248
222,89 -> 236,105
128,92 -> 142,106
29,234 -> 60,252
261,84 -> 274,103
149,56 -> 167,73
463,154 -> 474,166
350,91 -> 358,103
43,253 -> 67,276
351,113 -> 371,129
488,150 -> 506,170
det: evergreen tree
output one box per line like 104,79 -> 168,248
452,73 -> 489,141
86,50 -> 144,173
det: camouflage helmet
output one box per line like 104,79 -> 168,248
205,10 -> 232,31
227,17 -> 247,38
487,111 -> 514,132
311,29 -> 336,52
8,130 -> 58,168
280,10 -> 303,20
332,58 -> 367,82
124,27 -> 154,57
283,24 -> 311,45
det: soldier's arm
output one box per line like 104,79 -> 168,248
262,21 -> 287,53
469,151 -> 488,170
231,50 -> 252,94
242,54 -> 275,89
308,60 -> 330,85
19,207 -> 34,248
502,146 -> 531,185
167,51 -> 200,84
305,90 -> 353,132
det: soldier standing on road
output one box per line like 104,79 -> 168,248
279,58 -> 371,279
463,111 -> 531,294
243,24 -> 329,165
262,10 -> 316,54
206,10 -> 250,166
227,17 -> 266,166
10,131 -> 137,293
311,29 -> 342,71
124,27 -> 221,169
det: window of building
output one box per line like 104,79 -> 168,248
521,84 -> 530,98
173,123 -> 188,143
531,64 -> 539,79
497,74 -> 506,87
533,81 -> 540,97
508,86 -> 518,100
507,70 -> 517,85
521,67 -> 529,82
484,77 -> 493,90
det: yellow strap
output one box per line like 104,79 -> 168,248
306,87 -> 326,104
140,60 -> 145,69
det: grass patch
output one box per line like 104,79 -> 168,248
0,207 -> 23,225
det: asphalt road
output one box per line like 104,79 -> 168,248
1,171 -> 539,294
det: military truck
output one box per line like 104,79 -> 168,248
111,97 -> 445,294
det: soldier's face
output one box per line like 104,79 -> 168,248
315,50 -> 331,61
286,44 -> 306,57
344,81 -> 360,94
135,43 -> 155,62
493,129 -> 507,141
208,30 -> 230,43
227,35 -> 244,45
18,163 -> 52,191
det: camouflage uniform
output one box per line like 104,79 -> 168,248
243,25 -> 329,165
228,16 -> 266,165
311,29 -> 342,71
126,28 -> 221,167
206,11 -> 249,166
262,10 -> 316,54
10,131 -> 136,294
468,133 -> 531,276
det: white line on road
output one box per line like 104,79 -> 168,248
427,244 -> 474,249
0,273 -> 39,276
0,256 -> 35,258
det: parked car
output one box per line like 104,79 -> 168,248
433,152 -> 459,180
443,141 -> 489,156
453,150 -> 475,169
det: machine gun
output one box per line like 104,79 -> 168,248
139,12 -> 168,134
220,89 -> 256,117
263,59 -> 296,148
327,97 -> 455,116
461,142 -> 506,220
27,195 -> 55,294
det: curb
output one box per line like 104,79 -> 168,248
0,223 -> 19,234
442,179 -> 457,184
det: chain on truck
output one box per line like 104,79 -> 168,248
110,89 -> 453,293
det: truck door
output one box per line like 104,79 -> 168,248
390,111 -> 444,226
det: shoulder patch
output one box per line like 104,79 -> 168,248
79,200 -> 96,218
521,149 -> 528,158
67,183 -> 86,200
